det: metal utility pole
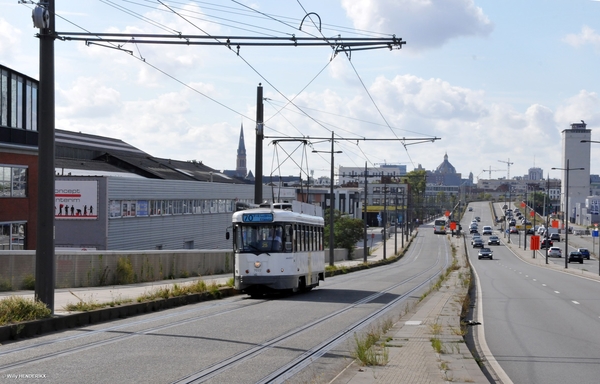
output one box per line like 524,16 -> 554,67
545,174 -> 550,264
394,185 -> 398,255
401,188 -> 405,248
254,84 -> 263,204
329,131 -> 336,266
363,162 -> 368,263
383,183 -> 388,260
34,0 -> 56,312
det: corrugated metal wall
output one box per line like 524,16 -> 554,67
106,178 -> 272,250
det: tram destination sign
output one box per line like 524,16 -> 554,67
242,213 -> 274,223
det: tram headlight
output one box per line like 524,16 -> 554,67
254,261 -> 261,268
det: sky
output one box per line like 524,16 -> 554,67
1,0 -> 600,183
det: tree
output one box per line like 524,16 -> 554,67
402,169 -> 427,223
324,209 -> 364,255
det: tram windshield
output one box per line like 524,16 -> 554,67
236,224 -> 284,253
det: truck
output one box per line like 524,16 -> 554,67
546,227 -> 560,241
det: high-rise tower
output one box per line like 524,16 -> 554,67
561,121 -> 591,224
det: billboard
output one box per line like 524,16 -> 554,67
55,180 -> 98,220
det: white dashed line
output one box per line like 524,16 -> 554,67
554,291 -> 560,294
572,301 -> 580,305
533,279 -> 537,281
542,284 -> 546,286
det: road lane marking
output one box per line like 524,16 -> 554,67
554,291 -> 560,294
572,301 -> 580,305
542,284 -> 546,286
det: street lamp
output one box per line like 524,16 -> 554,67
552,159 -> 584,269
313,131 -> 342,267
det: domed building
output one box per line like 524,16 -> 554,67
427,153 -> 462,186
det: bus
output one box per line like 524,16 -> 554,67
434,219 -> 447,235
229,203 -> 325,297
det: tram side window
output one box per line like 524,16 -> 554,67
285,224 -> 293,252
319,227 -> 323,250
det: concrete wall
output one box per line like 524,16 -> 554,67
0,248 -> 350,290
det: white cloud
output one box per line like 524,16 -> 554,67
57,77 -> 122,118
340,0 -> 493,51
555,90 -> 600,129
0,17 -> 23,64
563,26 -> 600,51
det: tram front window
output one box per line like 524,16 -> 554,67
238,224 -> 284,253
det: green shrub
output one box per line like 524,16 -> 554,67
116,257 -> 134,284
0,296 -> 52,325
22,274 -> 35,290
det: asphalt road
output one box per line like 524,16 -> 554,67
0,230 -> 450,384
466,202 -> 600,384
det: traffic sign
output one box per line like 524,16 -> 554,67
530,210 -> 535,217
593,230 -> 599,238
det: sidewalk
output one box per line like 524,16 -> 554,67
333,230 -> 489,384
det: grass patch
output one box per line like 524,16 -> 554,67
136,279 -> 213,302
22,274 -> 35,290
351,318 -> 395,366
63,290 -> 133,312
0,296 -> 52,326
116,257 -> 134,284
0,279 -> 12,292
430,337 -> 444,354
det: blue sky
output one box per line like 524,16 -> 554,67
1,0 -> 600,182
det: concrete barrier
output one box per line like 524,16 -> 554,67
0,248 -> 349,290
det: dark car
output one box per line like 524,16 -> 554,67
478,247 -> 493,259
472,238 -> 484,248
577,248 -> 590,260
470,227 -> 479,234
488,236 -> 500,245
550,233 -> 560,242
475,216 -> 481,222
568,251 -> 584,264
540,239 -> 553,249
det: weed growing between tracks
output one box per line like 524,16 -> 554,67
351,318 -> 394,366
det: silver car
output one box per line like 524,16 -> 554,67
548,247 -> 562,257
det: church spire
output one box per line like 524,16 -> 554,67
236,124 -> 247,178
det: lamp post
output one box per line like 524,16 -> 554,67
545,173 -> 550,264
313,131 -> 342,267
552,159 -> 584,269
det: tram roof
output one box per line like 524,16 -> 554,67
232,208 -> 324,225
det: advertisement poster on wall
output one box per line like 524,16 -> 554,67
55,180 -> 98,219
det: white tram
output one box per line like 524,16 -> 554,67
230,204 -> 325,297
